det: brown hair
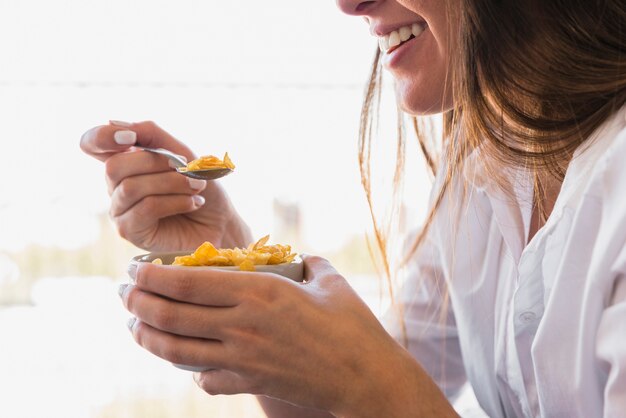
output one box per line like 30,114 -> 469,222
361,0 -> 626,299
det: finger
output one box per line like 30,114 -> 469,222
128,319 -> 231,370
104,149 -> 174,192
110,171 -> 206,217
113,194 -> 206,239
80,125 -> 138,162
122,285 -> 235,340
194,369 -> 256,396
133,263 -> 265,306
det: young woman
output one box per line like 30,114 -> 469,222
81,0 -> 626,416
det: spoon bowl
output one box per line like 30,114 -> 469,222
138,146 -> 233,181
176,167 -> 233,180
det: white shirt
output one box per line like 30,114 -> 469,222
384,107 -> 626,418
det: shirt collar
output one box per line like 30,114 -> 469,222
461,105 -> 626,262
556,105 -> 626,207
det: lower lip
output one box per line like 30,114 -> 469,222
382,27 -> 429,69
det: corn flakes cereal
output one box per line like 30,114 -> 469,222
171,235 -> 297,271
178,152 -> 235,172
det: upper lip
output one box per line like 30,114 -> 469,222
370,20 -> 427,37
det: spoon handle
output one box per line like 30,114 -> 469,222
137,146 -> 187,168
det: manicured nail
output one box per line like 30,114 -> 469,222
127,317 -> 137,331
188,178 -> 206,190
127,263 -> 137,284
110,120 -> 133,128
118,283 -> 128,298
193,195 -> 206,206
114,130 -> 137,145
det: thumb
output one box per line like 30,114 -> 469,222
80,120 -> 195,163
80,123 -> 138,162
112,120 -> 196,161
301,254 -> 342,285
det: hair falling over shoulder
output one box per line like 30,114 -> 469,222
360,0 -> 626,307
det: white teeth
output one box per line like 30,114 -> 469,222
388,31 -> 401,49
378,23 -> 426,53
379,36 -> 389,52
411,23 -> 424,37
399,26 -> 412,42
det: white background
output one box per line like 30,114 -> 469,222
0,1 -> 479,417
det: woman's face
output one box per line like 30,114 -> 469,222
336,0 -> 454,115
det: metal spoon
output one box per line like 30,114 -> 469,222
138,146 -> 234,180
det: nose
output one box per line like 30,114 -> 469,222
336,0 -> 379,16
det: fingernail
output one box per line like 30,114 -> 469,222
110,120 -> 133,128
188,178 -> 206,190
114,130 -> 137,145
127,263 -> 138,284
193,195 -> 206,207
127,317 -> 137,331
118,283 -> 128,298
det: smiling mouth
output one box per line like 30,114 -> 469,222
379,23 -> 427,54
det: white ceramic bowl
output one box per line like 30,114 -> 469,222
131,251 -> 304,282
130,251 -> 304,372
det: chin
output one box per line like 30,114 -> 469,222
394,77 -> 452,116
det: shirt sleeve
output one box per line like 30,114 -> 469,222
593,122 -> 626,417
596,246 -> 626,417
381,229 -> 467,400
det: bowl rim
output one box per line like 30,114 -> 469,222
130,252 -> 304,280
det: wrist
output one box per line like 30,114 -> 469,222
221,208 -> 253,248
333,344 -> 457,418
